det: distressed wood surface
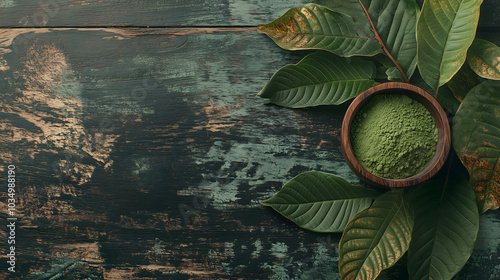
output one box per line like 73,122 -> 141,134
0,0 -> 309,27
0,27 -> 354,280
0,1 -> 499,279
0,0 -> 498,28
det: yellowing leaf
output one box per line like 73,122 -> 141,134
467,38 -> 500,80
339,190 -> 414,280
258,3 -> 382,56
453,80 -> 500,212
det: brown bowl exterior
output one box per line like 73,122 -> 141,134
341,82 -> 451,188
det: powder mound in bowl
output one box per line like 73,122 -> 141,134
350,94 -> 438,179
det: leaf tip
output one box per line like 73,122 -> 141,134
257,24 -> 268,33
260,200 -> 272,207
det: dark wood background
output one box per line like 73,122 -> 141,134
0,1 -> 499,279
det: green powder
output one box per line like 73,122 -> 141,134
350,94 -> 438,179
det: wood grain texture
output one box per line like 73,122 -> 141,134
0,0 -> 498,28
0,27 -> 353,279
0,0 -> 309,27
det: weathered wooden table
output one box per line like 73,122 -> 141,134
0,1 -> 499,279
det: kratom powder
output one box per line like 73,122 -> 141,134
350,94 -> 438,179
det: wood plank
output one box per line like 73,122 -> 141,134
0,0 -> 308,27
0,27 -> 347,279
1,28 -> 499,279
0,0 -> 498,28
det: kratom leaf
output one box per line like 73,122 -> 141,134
375,54 -> 406,81
467,39 -> 500,80
314,0 -> 365,24
453,80 -> 500,212
315,0 -> 420,82
446,60 -> 481,102
436,85 -> 460,115
417,0 -> 483,93
262,171 -> 380,233
408,157 -> 479,280
258,51 -> 378,108
258,3 -> 382,57
339,190 -> 414,280
361,0 -> 420,81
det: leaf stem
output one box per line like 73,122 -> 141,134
358,0 -> 409,83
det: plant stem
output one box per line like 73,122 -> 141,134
358,0 -> 409,83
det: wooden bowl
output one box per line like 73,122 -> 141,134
341,82 -> 451,188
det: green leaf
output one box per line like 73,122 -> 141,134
363,0 -> 420,81
436,85 -> 460,115
375,54 -> 406,81
417,0 -> 483,93
446,60 -> 481,102
262,171 -> 380,233
407,157 -> 479,280
258,3 -> 382,57
258,51 -> 378,108
339,190 -> 414,280
467,38 -> 500,80
453,80 -> 500,212
315,0 -> 420,82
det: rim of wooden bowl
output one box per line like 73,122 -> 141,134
340,82 -> 451,188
